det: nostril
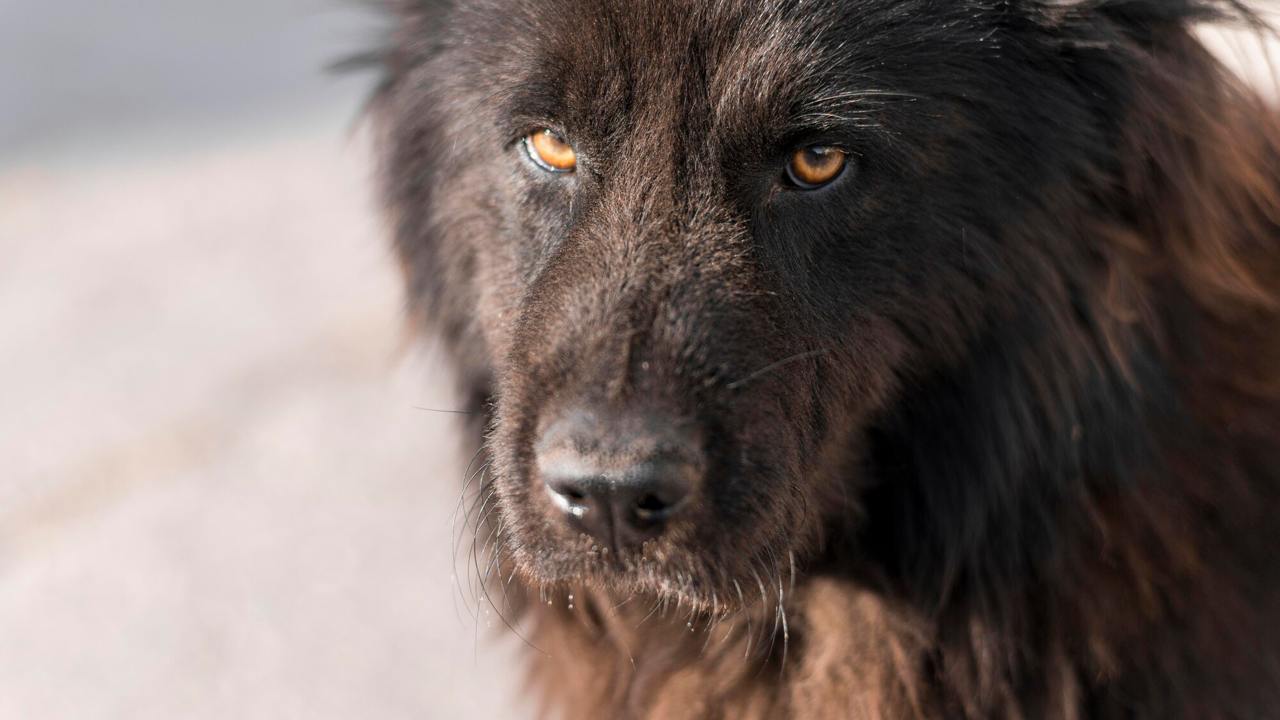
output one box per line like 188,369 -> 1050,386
632,492 -> 674,521
635,494 -> 666,512
536,408 -> 705,547
544,477 -> 595,519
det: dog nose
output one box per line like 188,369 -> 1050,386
536,409 -> 702,552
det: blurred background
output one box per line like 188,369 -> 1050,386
0,1 -> 524,718
0,2 -> 1274,719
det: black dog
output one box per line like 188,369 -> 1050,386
369,1 -> 1280,717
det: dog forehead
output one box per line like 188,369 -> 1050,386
476,0 -> 844,128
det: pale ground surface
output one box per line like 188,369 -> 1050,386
0,3 -> 1275,719
0,120 -> 529,720
0,1 -> 527,718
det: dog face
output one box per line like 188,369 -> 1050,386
380,0 -> 1145,609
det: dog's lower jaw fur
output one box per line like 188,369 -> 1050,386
500,397 -> 1280,720
516,580 -> 902,720
495,325 -> 1278,720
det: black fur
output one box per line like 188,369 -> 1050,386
368,2 -> 1280,717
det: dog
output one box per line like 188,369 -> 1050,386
368,1 -> 1280,717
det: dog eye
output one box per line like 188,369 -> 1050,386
524,129 -> 578,173
786,146 -> 848,189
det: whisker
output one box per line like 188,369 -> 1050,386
413,406 -> 480,415
453,481 -> 492,619
777,573 -> 790,679
636,598 -> 663,629
733,579 -> 754,659
726,349 -> 829,390
468,491 -> 549,656
788,550 -> 797,593
465,482 -> 499,612
754,563 -> 779,666
700,615 -> 719,656
601,597 -> 637,671
449,449 -> 489,564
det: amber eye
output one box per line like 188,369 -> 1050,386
524,129 -> 578,173
786,146 -> 848,189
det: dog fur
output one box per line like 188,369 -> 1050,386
368,1 -> 1280,717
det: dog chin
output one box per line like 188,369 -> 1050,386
516,534 -> 788,618
513,537 -> 681,589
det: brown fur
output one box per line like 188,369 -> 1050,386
367,1 -> 1280,717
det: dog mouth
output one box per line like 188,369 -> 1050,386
506,525 -> 772,614
493,427 -> 806,616
486,368 -> 828,612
